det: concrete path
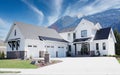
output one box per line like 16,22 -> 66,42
0,57 -> 120,75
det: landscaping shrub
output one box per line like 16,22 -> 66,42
0,51 -> 5,59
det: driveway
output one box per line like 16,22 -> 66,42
1,57 -> 120,75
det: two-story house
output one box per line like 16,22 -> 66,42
59,19 -> 116,56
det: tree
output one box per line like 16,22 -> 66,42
114,29 -> 120,55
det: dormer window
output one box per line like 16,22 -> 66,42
14,30 -> 16,36
81,30 -> 87,37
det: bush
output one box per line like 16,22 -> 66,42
0,52 -> 1,59
0,51 -> 5,59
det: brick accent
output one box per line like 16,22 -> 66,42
7,51 -> 25,59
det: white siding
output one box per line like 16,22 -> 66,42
93,40 -> 108,55
7,25 -> 25,51
108,32 -> 115,55
25,39 -> 68,58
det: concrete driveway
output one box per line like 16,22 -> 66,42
1,57 -> 120,75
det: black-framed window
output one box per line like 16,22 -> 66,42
73,33 -> 76,39
96,43 -> 99,50
14,30 -> 16,36
81,30 -> 87,37
102,42 -> 106,50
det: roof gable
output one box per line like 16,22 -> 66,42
94,27 -> 111,40
13,22 -> 64,40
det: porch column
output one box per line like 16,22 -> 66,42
87,43 -> 90,55
74,44 -> 77,55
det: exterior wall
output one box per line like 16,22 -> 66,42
25,39 -> 68,58
59,32 -> 73,42
75,19 -> 97,38
107,32 -> 115,55
7,25 -> 25,51
93,40 -> 109,55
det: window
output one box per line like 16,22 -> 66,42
33,45 -> 37,48
73,33 -> 76,39
58,46 -> 60,48
51,46 -> 54,48
28,45 -> 32,47
81,30 -> 87,37
102,42 -> 106,50
47,46 -> 50,48
68,33 -> 70,36
14,30 -> 16,36
96,43 -> 99,50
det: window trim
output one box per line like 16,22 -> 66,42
96,43 -> 99,50
102,42 -> 106,50
14,30 -> 16,36
81,30 -> 87,37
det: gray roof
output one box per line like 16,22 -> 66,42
14,22 -> 65,41
94,27 -> 111,40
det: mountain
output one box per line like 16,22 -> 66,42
49,16 -> 78,32
84,8 -> 120,32
49,8 -> 120,32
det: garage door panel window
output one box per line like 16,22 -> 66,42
28,45 -> 32,47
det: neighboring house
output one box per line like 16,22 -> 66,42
59,19 -> 116,56
0,40 -> 6,54
5,22 -> 68,59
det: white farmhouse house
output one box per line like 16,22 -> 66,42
5,18 -> 116,59
5,22 -> 68,59
59,19 -> 116,56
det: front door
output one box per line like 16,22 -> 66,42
81,43 -> 89,55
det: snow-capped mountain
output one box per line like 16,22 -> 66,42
49,8 -> 120,32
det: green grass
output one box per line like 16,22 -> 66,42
117,58 -> 120,63
0,59 -> 37,68
0,71 -> 21,73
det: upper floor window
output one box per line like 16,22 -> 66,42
73,33 -> 76,39
81,30 -> 87,37
14,30 -> 16,36
68,33 -> 71,40
102,42 -> 106,50
68,33 -> 70,36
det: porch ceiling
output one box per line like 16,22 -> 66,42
73,37 -> 91,43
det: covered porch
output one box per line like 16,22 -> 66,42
73,37 -> 95,57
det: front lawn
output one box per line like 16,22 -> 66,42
0,59 -> 37,68
117,58 -> 120,63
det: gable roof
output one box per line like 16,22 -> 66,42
6,22 -> 67,42
94,27 -> 111,40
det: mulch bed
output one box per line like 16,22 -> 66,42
32,60 -> 62,67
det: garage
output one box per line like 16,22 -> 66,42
28,46 -> 39,58
47,46 -> 56,57
58,47 -> 66,57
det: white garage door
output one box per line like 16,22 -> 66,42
28,47 -> 39,58
58,47 -> 66,57
47,47 -> 56,58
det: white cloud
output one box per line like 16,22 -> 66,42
47,0 -> 63,26
54,0 -> 63,15
79,0 -> 120,15
0,18 -> 10,40
63,0 -> 120,17
22,0 -> 44,25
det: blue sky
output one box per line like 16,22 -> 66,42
0,0 -> 120,40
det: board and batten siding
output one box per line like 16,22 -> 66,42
7,25 -> 25,51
